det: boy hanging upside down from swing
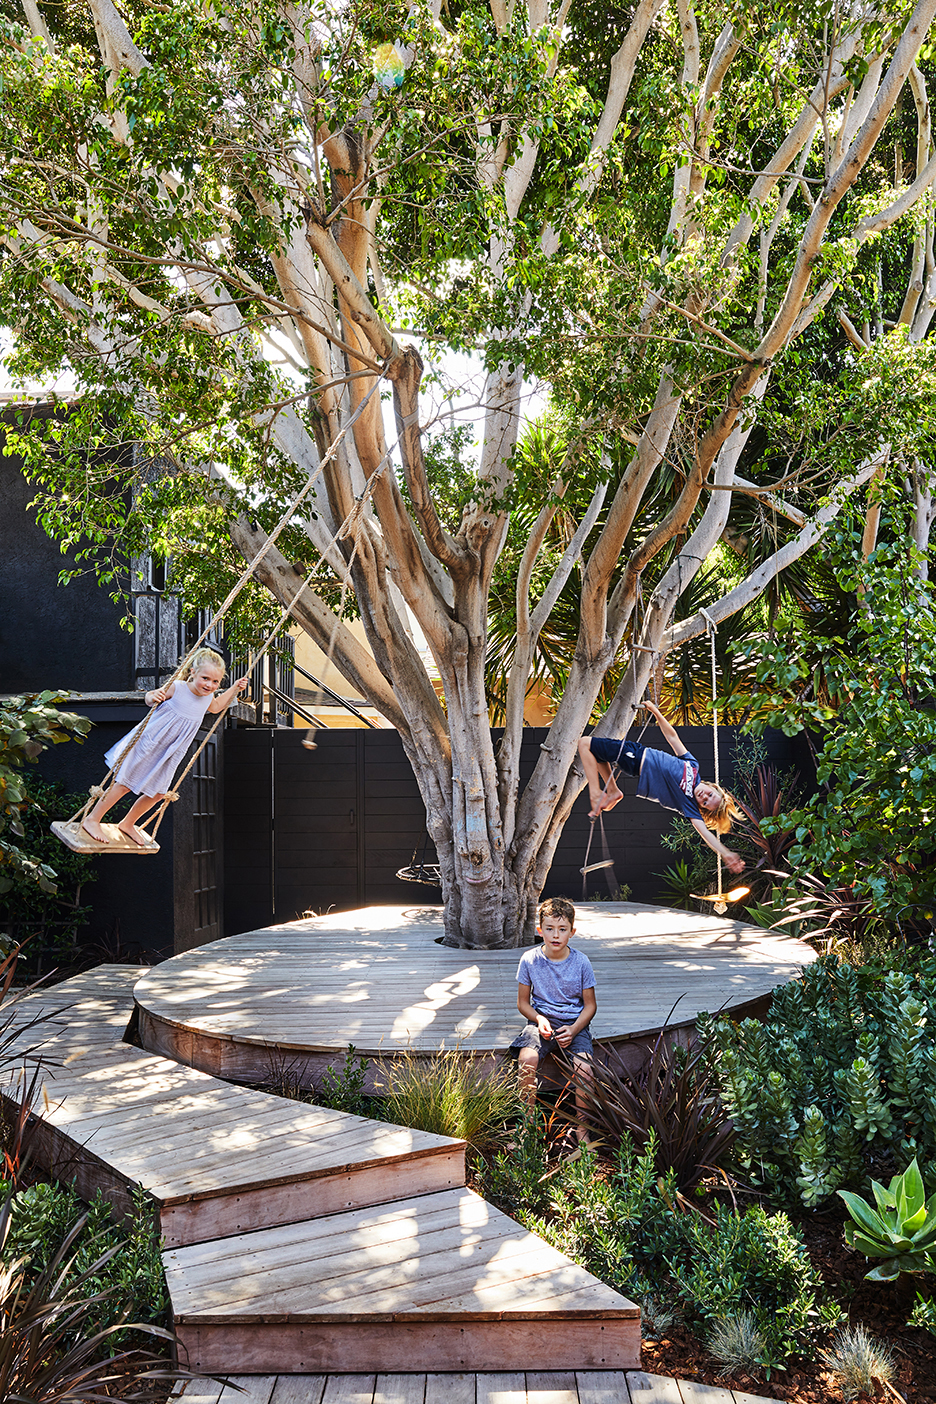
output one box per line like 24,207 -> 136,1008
577,701 -> 745,875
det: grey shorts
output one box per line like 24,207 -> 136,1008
509,1023 -> 594,1060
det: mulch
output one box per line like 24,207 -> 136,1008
640,1202 -> 935,1402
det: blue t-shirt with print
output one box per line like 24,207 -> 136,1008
516,946 -> 595,1025
637,748 -> 702,820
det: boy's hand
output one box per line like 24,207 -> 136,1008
554,1025 -> 574,1048
536,1015 -> 553,1040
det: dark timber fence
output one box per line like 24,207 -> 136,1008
223,724 -> 811,935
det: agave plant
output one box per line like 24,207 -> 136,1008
839,1158 -> 936,1281
566,1022 -> 736,1189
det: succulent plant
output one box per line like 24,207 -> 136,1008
839,1157 -> 936,1281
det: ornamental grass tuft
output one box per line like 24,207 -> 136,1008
378,1046 -> 523,1148
706,1310 -> 767,1374
820,1324 -> 896,1400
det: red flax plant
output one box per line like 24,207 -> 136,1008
732,764 -> 800,896
0,1198 -> 188,1404
564,1009 -> 736,1190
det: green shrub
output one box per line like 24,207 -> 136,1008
0,1194 -> 183,1403
316,1045 -> 370,1117
699,953 -> 936,1207
0,777 -> 94,970
483,1131 -> 832,1367
0,693 -> 90,896
668,1201 -> 834,1371
476,1108 -> 551,1217
2,1181 -> 168,1350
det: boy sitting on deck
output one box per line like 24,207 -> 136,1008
512,897 -> 596,1143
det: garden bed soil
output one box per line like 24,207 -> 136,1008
641,1204 -> 935,1403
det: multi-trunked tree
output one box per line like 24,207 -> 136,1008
4,0 -> 936,944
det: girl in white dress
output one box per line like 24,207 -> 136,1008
81,648 -> 248,847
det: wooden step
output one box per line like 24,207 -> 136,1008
164,1188 -> 640,1373
3,972 -> 465,1247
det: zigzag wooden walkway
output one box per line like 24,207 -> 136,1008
3,967 -> 639,1374
176,1369 -> 781,1404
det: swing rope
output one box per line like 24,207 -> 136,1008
138,461 -> 390,842
67,367 -> 391,834
698,605 -> 726,913
581,570 -> 662,900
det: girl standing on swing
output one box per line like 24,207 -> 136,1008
577,701 -> 745,875
81,648 -> 248,846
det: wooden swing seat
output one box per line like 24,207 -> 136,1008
51,820 -> 160,855
692,885 -> 750,905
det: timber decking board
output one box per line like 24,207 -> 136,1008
625,1377 -> 683,1404
3,972 -> 464,1220
177,1378 -> 781,1404
164,1188 -> 639,1325
134,905 -> 815,1072
374,1377 -> 425,1404
525,1375 -> 578,1404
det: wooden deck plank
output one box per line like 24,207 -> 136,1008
167,1220 -> 552,1314
625,1376 -> 683,1404
675,1385 -> 735,1404
165,1191 -> 493,1277
575,1372 -> 629,1404
217,1379 -> 276,1404
525,1373 -> 578,1404
269,1377 -> 329,1404
170,1379 -> 225,1404
476,1375 -> 527,1404
321,1378 -> 376,1404
373,1375 -> 426,1404
425,1374 -> 475,1404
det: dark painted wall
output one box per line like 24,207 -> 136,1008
0,428 -> 133,693
224,724 -> 812,934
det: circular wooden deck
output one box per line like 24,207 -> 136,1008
134,903 -> 816,1084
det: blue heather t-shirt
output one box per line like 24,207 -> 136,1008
516,946 -> 596,1025
637,748 -> 702,820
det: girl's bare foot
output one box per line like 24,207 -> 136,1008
588,784 -> 623,818
117,821 -> 151,848
80,818 -> 110,844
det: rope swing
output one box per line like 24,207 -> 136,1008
53,373 -> 390,856
691,608 -> 749,914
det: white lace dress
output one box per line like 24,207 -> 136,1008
105,682 -> 214,797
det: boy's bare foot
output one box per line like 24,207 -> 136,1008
80,818 -> 109,844
588,784 -> 623,819
117,821 -> 152,848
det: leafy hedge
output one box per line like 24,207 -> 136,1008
699,955 -> 936,1207
478,1122 -> 834,1369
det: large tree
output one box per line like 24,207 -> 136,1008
3,0 -> 936,946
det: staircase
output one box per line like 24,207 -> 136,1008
4,968 -> 639,1373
